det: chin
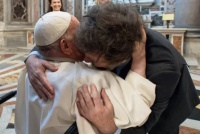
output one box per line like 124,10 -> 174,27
54,8 -> 60,11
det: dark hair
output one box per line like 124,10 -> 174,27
47,0 -> 65,12
75,2 -> 144,64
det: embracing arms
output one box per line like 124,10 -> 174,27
25,46 -> 58,101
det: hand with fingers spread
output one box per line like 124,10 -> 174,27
26,55 -> 58,101
76,84 -> 117,134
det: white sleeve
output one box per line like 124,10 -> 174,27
15,68 -> 27,134
28,51 -> 41,57
125,70 -> 156,107
74,62 -> 156,131
24,51 -> 43,63
75,104 -> 101,134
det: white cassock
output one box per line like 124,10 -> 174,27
15,59 -> 155,134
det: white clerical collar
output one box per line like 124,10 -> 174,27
42,57 -> 76,63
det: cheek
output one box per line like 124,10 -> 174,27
76,51 -> 84,58
51,4 -> 56,8
72,46 -> 84,58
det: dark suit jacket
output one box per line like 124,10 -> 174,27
113,29 -> 200,134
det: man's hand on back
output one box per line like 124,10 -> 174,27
26,55 -> 58,101
76,84 -> 117,134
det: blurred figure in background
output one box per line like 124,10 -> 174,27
47,0 -> 64,12
96,0 -> 111,5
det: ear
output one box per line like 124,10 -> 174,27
60,39 -> 72,55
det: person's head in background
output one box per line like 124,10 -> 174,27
75,2 -> 144,70
34,12 -> 84,61
96,0 -> 111,5
47,0 -> 64,12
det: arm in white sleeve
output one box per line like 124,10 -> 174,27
24,51 -> 43,63
125,70 -> 156,107
74,62 -> 156,133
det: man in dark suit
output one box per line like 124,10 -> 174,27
116,29 -> 199,134
26,2 -> 199,134
74,3 -> 200,134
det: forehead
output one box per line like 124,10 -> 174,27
51,0 -> 61,2
85,53 -> 105,61
85,53 -> 99,58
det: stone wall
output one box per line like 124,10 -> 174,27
0,0 -> 3,21
66,0 -> 74,15
175,0 -> 200,67
0,0 -> 4,46
0,0 -> 35,47
175,0 -> 200,28
184,29 -> 200,56
74,0 -> 83,21
34,0 -> 39,24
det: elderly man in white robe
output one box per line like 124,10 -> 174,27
15,12 -> 155,134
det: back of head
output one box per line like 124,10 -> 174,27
75,2 -> 144,64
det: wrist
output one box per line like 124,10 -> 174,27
131,58 -> 146,77
99,121 -> 117,134
26,51 -> 42,62
26,54 -> 38,64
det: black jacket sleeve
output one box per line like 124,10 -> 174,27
31,46 -> 38,52
24,46 -> 39,63
121,41 -> 181,134
144,35 -> 182,132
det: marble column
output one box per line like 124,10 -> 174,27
0,0 -> 35,47
66,0 -> 74,15
74,0 -> 83,21
0,0 -> 4,46
175,0 -> 200,67
34,0 -> 39,23
175,0 -> 200,28
0,0 -> 3,22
